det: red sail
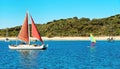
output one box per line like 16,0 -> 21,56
30,15 -> 44,44
18,13 -> 29,43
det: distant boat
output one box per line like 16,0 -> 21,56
5,28 -> 9,42
107,36 -> 114,42
107,24 -> 114,42
9,12 -> 48,50
90,34 -> 96,47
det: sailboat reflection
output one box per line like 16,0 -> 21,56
17,50 -> 42,69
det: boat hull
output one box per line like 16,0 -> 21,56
5,38 -> 10,42
9,44 -> 48,50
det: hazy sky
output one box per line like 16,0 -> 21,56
0,0 -> 120,29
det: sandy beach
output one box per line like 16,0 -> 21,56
0,36 -> 119,41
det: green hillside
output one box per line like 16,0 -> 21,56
0,14 -> 120,37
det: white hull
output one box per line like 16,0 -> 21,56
9,44 -> 48,50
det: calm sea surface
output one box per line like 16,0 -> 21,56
0,40 -> 120,69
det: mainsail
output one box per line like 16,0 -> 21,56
30,15 -> 44,44
18,13 -> 29,43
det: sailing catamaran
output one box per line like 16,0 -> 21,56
90,34 -> 96,47
9,12 -> 48,50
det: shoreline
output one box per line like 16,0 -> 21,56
0,36 -> 119,41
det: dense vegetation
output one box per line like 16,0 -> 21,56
0,14 -> 120,37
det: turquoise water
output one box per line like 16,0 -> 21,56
0,40 -> 120,69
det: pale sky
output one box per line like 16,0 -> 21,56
0,0 -> 120,29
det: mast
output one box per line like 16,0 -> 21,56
27,11 -> 30,45
6,28 -> 8,38
28,22 -> 30,45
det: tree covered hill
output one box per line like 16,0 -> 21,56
0,14 -> 120,37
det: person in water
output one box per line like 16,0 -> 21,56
91,42 -> 96,47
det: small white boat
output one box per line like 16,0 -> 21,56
107,37 -> 114,42
9,12 -> 48,50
